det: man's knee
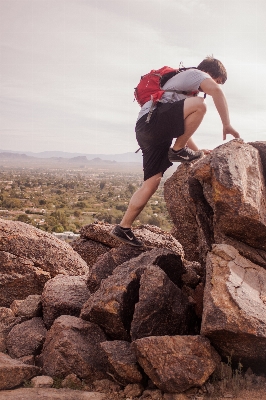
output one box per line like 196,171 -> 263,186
198,99 -> 207,115
184,97 -> 207,118
143,174 -> 162,193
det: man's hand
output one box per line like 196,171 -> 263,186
223,124 -> 241,140
201,149 -> 212,154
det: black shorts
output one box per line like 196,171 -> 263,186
135,100 -> 185,181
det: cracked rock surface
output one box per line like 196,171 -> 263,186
201,243 -> 266,369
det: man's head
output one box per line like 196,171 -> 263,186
197,56 -> 227,84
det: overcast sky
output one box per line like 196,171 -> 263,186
1,0 -> 266,155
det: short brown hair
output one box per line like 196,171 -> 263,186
197,56 -> 227,84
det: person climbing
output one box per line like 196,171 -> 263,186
110,56 -> 240,246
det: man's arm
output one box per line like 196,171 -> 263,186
200,78 -> 240,140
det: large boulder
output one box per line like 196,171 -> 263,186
80,248 -> 186,341
0,352 -> 40,389
0,219 -> 89,307
6,317 -> 47,358
130,265 -> 194,340
164,140 -> 266,266
42,315 -> 109,381
201,244 -> 266,372
42,275 -> 90,329
132,335 -> 220,393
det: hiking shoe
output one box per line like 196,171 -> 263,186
110,225 -> 143,247
168,146 -> 204,163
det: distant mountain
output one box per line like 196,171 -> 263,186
0,152 -> 32,160
0,149 -> 142,163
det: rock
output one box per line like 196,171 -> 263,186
249,141 -> 266,179
31,375 -> 54,388
192,140 -> 266,254
217,235 -> 266,269
163,394 -> 190,400
182,260 -> 203,288
100,340 -> 143,385
0,388 -> 106,400
0,352 -> 40,389
164,140 -> 266,267
6,317 -> 47,358
61,373 -> 83,389
201,244 -> 266,372
42,274 -> 90,329
139,389 -> 163,400
10,300 -> 23,315
16,295 -> 42,319
42,315 -> 108,381
80,221 -> 120,247
130,266 -> 194,340
133,225 -> 185,257
92,378 -> 121,394
70,238 -> 111,268
81,248 -> 184,341
0,308 -> 21,352
87,245 -> 144,293
132,335 -> 220,393
164,163 -> 200,261
18,355 -> 35,365
124,383 -> 144,398
0,219 -> 89,307
0,307 -> 15,322
79,222 -> 185,257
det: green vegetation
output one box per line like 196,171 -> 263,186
0,167 -> 173,233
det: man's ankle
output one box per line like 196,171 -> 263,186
119,225 -> 131,230
172,147 -> 184,153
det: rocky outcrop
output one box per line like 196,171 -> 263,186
164,139 -> 266,267
0,219 -> 89,307
201,244 -> 266,370
42,275 -> 90,329
2,140 -> 266,395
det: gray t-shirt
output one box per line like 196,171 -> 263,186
137,68 -> 210,121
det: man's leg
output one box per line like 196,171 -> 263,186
110,172 -> 162,246
172,97 -> 207,151
120,172 -> 162,228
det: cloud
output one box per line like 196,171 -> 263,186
1,0 -> 266,153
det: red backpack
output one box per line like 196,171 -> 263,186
134,66 -> 199,122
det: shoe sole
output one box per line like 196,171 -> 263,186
109,232 -> 144,247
